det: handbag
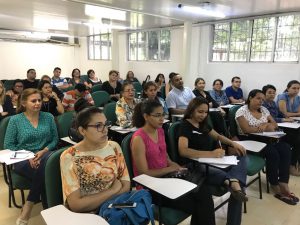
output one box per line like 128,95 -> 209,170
99,190 -> 155,225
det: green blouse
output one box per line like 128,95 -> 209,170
4,112 -> 58,152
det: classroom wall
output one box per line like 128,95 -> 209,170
198,25 -> 300,96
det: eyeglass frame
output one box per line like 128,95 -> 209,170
86,120 -> 112,132
149,113 -> 166,118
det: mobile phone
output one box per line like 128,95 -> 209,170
108,202 -> 137,208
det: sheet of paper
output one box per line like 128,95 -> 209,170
194,155 -> 238,165
278,122 -> 300,129
0,149 -> 35,165
133,174 -> 197,199
233,140 -> 266,152
110,126 -> 137,134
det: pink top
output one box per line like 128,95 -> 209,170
131,128 -> 168,177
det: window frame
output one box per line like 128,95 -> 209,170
87,33 -> 112,60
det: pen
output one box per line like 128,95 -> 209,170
218,140 -> 222,149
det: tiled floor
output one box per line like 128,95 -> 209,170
0,173 -> 299,225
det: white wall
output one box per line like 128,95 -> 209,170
198,25 -> 300,96
0,41 -> 79,79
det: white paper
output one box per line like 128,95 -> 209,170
234,140 -> 266,153
251,131 -> 286,138
278,122 -> 300,129
61,137 -> 77,145
194,155 -> 238,165
133,174 -> 197,199
290,117 -> 300,121
220,104 -> 236,109
41,205 -> 109,225
0,149 -> 35,165
110,126 -> 137,134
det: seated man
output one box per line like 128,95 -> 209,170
225,76 -> 244,104
166,74 -> 195,115
51,67 -> 70,92
62,83 -> 94,111
23,69 -> 39,89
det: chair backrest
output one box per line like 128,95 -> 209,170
120,133 -> 134,187
132,82 -> 143,98
228,105 -> 242,138
81,75 -> 88,81
0,116 -> 10,150
159,85 -> 166,99
103,102 -> 117,125
91,91 -> 110,107
45,147 -> 69,208
91,84 -> 102,93
3,80 -> 14,91
56,111 -> 74,138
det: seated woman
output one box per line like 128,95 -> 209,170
87,69 -> 102,87
154,73 -> 165,98
68,68 -> 89,89
38,80 -> 64,117
142,81 -> 168,115
60,107 -> 130,213
131,100 -> 216,225
116,81 -> 139,128
277,80 -> 300,175
40,75 -> 64,100
102,70 -> 122,102
0,80 -> 14,120
178,97 -> 248,225
6,79 -> 24,109
210,79 -> 230,106
4,88 -> 58,225
125,70 -> 139,83
193,78 -> 219,108
236,89 -> 299,205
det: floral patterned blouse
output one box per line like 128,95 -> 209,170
115,97 -> 139,128
60,141 -> 129,205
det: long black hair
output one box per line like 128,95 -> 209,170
132,100 -> 163,128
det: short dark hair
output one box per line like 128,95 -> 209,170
76,107 -> 103,129
27,69 -> 35,74
75,83 -> 86,92
87,69 -> 94,77
38,80 -> 51,90
13,79 -> 23,86
262,84 -> 276,95
132,100 -> 163,128
72,68 -> 81,78
54,67 -> 61,72
169,72 -> 178,80
246,89 -> 263,105
231,76 -> 241,83
194,77 -> 205,86
213,79 -> 223,86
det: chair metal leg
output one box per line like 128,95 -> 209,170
158,196 -> 162,225
258,172 -> 262,199
6,165 -> 24,208
243,201 -> 247,213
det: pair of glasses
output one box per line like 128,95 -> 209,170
86,121 -> 112,132
123,89 -> 136,93
150,113 -> 166,118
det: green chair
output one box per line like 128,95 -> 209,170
63,86 -> 75,92
81,75 -> 88,82
168,121 -> 229,211
160,85 -> 166,99
228,105 -> 266,213
3,80 -> 14,91
56,111 -> 74,138
103,102 -> 117,125
45,147 -> 69,208
0,116 -> 31,208
91,84 -> 102,93
132,82 -> 143,98
91,91 -> 110,107
121,133 -> 190,225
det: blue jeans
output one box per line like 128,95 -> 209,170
13,151 -> 52,208
205,156 -> 247,225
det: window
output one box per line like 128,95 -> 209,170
250,17 -> 276,61
88,33 -> 112,60
275,15 -> 300,62
211,14 -> 300,62
128,29 -> 171,61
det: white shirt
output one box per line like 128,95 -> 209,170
166,87 -> 195,110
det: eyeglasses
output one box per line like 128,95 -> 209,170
86,121 -> 112,132
150,113 -> 166,118
15,85 -> 23,88
123,89 -> 136,93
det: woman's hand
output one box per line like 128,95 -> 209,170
0,112 -> 8,116
51,92 -> 59,101
211,148 -> 225,158
231,142 -> 246,156
111,179 -> 122,193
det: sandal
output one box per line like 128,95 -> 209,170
287,193 -> 299,203
16,218 -> 28,225
274,194 -> 297,205
226,179 -> 248,203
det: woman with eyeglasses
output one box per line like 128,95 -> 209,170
6,79 -> 24,108
4,88 -> 58,225
0,80 -> 14,121
60,107 -> 130,213
102,70 -> 122,102
115,81 -> 139,128
131,100 -> 216,225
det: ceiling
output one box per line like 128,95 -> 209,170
0,0 -> 300,40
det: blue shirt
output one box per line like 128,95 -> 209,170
209,90 -> 229,105
262,100 -> 284,123
166,87 -> 195,109
4,112 -> 58,152
277,92 -> 300,113
225,86 -> 243,102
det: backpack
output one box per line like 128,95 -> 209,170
99,190 -> 155,225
